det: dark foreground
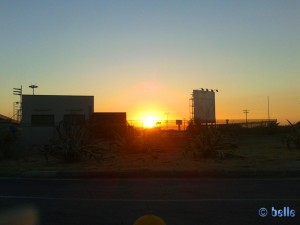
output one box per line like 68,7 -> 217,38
0,178 -> 299,225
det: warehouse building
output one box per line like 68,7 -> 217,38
21,95 -> 94,145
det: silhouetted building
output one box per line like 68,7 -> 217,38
89,112 -> 127,138
22,95 -> 94,144
0,114 -> 14,124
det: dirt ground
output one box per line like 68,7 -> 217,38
0,130 -> 300,175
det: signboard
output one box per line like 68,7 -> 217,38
193,90 -> 216,123
176,120 -> 182,125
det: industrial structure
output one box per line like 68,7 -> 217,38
13,86 -> 22,121
191,89 -> 217,124
7,86 -> 278,145
89,112 -> 127,138
20,95 -> 128,145
21,95 -> 94,144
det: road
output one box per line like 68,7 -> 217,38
0,178 -> 299,225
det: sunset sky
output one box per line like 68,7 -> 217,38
1,1 -> 299,124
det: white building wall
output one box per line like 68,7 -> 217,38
21,95 -> 94,145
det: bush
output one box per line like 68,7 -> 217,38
0,125 -> 24,159
42,121 -> 102,162
185,126 -> 238,159
285,120 -> 300,149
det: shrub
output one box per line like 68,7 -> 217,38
185,126 -> 238,159
0,125 -> 23,159
285,120 -> 300,149
42,121 -> 106,163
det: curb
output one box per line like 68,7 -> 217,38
55,170 -> 300,178
23,171 -> 57,178
0,170 -> 300,179
0,170 -> 296,179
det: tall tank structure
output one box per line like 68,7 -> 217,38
191,89 -> 217,124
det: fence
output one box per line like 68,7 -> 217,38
127,119 -> 278,130
127,119 -> 188,130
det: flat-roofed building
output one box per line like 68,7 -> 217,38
89,112 -> 127,139
21,95 -> 94,145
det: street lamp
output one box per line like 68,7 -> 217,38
29,85 -> 38,95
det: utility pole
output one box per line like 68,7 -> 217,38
243,109 -> 250,128
165,112 -> 170,129
267,96 -> 270,121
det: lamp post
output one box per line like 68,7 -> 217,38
29,85 -> 38,95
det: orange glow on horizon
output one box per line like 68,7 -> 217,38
136,111 -> 164,128
142,116 -> 158,128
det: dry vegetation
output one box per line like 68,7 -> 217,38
0,123 -> 300,176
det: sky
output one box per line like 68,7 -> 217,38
0,0 -> 299,124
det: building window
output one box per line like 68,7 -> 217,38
64,114 -> 85,126
31,115 -> 55,126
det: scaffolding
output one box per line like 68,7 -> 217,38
13,86 -> 22,122
189,92 -> 194,120
13,101 -> 22,121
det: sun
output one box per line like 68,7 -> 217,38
143,116 -> 158,128
136,111 -> 163,129
143,116 -> 157,128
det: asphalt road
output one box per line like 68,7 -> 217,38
0,178 -> 299,225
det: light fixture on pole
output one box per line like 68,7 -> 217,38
13,86 -> 22,96
29,85 -> 38,95
198,88 -> 219,93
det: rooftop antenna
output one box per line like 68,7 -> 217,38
29,84 -> 38,95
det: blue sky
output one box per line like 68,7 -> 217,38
1,0 -> 299,123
